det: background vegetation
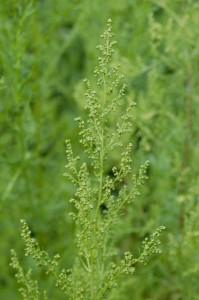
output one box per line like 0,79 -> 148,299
0,0 -> 198,299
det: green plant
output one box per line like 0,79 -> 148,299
10,19 -> 165,300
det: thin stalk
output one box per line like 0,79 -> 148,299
89,57 -> 108,298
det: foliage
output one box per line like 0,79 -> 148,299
10,20 -> 164,299
0,0 -> 199,299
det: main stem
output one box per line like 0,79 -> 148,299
89,67 -> 107,299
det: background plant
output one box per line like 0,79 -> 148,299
0,0 -> 199,299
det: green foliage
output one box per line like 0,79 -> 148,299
1,0 -> 199,299
10,249 -> 48,300
10,20 -> 164,300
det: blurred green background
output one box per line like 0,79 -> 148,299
0,0 -> 199,299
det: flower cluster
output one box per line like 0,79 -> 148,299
11,19 -> 165,300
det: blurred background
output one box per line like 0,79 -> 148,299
0,0 -> 199,299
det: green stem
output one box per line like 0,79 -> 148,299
89,60 -> 108,299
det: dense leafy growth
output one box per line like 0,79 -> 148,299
0,1 -> 199,299
10,19 -> 165,300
